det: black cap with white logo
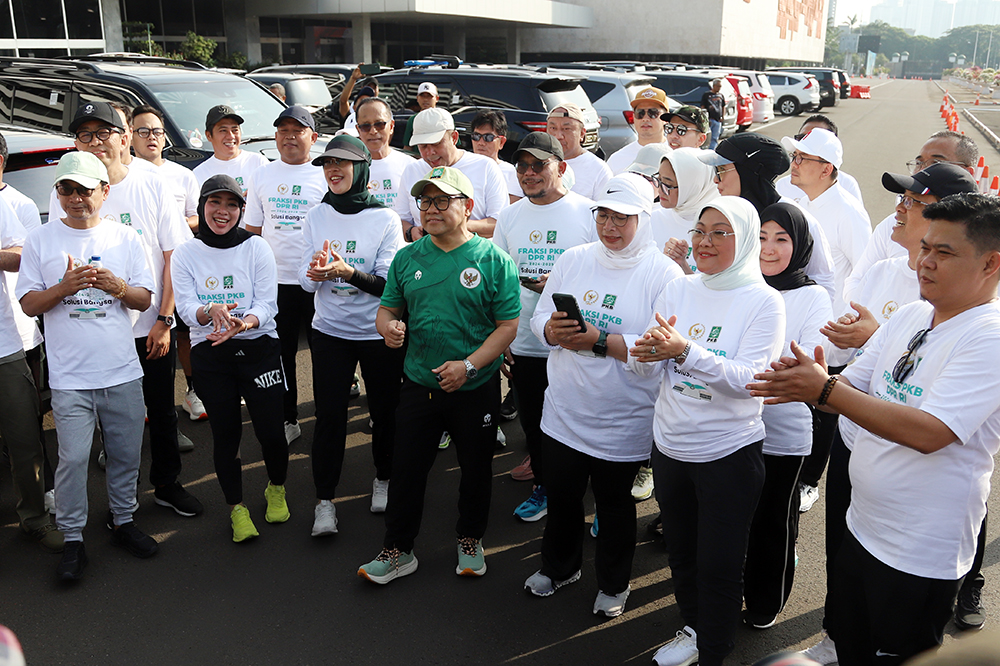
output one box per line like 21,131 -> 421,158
69,101 -> 125,134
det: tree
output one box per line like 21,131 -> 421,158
180,31 -> 218,67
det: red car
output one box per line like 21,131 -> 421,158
726,74 -> 754,132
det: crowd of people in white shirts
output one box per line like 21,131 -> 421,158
0,78 -> 997,666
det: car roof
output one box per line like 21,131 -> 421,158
0,124 -> 74,149
246,72 -> 325,83
379,65 -> 582,81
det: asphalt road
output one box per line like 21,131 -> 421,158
1,79 -> 997,666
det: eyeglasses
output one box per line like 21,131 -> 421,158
322,157 -> 352,167
664,123 -> 696,137
55,182 -> 97,197
134,127 -> 165,139
634,108 -> 663,120
515,159 -> 555,174
470,132 -> 498,142
891,327 -> 929,384
791,152 -> 829,166
896,194 -> 930,210
714,165 -> 736,181
689,228 -> 736,244
75,127 -> 122,143
654,177 -> 679,195
416,194 -> 466,211
593,209 -> 632,227
793,132 -> 808,141
356,121 -> 388,133
906,158 -> 965,174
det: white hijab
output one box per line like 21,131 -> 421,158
699,196 -> 765,291
592,173 -> 659,270
664,147 -> 720,220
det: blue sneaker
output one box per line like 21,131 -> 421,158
514,486 -> 547,522
590,516 -> 599,538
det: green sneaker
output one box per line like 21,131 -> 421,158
358,548 -> 418,584
456,536 -> 487,576
231,505 -> 259,543
264,483 -> 290,523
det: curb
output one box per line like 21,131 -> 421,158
934,79 -> 1000,150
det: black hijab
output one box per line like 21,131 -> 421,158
318,135 -> 386,215
717,133 -> 789,213
760,202 -> 816,292
197,174 -> 252,249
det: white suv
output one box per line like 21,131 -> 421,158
694,68 -> 774,125
765,72 -> 821,116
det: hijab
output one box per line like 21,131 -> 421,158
592,173 -> 659,270
735,160 -> 782,213
715,133 -> 789,214
663,147 -> 720,220
197,174 -> 252,249
760,202 -> 816,292
319,135 -> 386,215
699,196 -> 765,291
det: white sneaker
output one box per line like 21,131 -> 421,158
178,431 -> 195,452
652,626 -> 699,666
97,449 -> 106,470
284,421 -> 301,444
182,389 -> 208,421
799,483 -> 820,513
593,586 -> 630,617
801,632 -> 838,665
45,489 -> 56,515
632,466 -> 654,501
371,478 -> 389,513
311,500 -> 338,536
496,428 -> 506,446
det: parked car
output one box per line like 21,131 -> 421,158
639,71 -> 739,138
0,124 -> 75,224
765,71 -> 821,116
767,67 -> 840,108
374,65 -> 601,161
836,70 -> 853,98
697,68 -> 774,125
726,75 -> 754,132
245,71 -> 339,133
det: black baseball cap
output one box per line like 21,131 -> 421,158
200,174 -> 246,207
205,105 -> 245,132
311,135 -> 371,166
354,86 -> 377,100
697,132 -> 791,178
666,106 -> 709,134
882,162 -> 979,199
69,101 -> 125,134
274,105 -> 316,130
513,132 -> 564,161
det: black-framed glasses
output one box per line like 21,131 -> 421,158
55,182 -> 97,197
634,108 -> 663,120
416,194 -> 466,211
895,194 -> 929,210
75,127 -> 122,143
689,229 -> 736,244
906,158 -> 965,175
664,123 -> 694,137
322,157 -> 352,167
655,177 -> 678,195
791,152 -> 829,166
891,328 -> 930,384
515,159 -> 555,174
470,132 -> 498,142
356,121 -> 388,133
134,127 -> 165,139
593,209 -> 632,227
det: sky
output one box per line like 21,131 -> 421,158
834,0 -> 876,25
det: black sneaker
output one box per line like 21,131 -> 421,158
154,482 -> 204,517
57,541 -> 87,581
111,522 -> 159,559
955,583 -> 985,631
500,391 -> 518,421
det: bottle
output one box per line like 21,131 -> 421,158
87,256 -> 102,302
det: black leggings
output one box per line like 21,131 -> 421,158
275,284 -> 314,424
509,354 -> 549,487
192,336 -> 289,505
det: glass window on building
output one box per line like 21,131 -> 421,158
120,0 -> 161,27
65,0 -> 103,40
162,0 -> 195,38
195,0 -> 225,37
13,0 -> 65,40
0,0 -> 13,39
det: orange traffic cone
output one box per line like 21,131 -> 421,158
976,93 -> 980,105
990,176 -> 999,196
975,156 -> 986,181
979,165 -> 990,193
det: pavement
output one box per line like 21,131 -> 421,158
0,79 -> 997,666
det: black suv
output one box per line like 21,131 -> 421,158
373,65 -> 601,161
0,55 -> 291,169
766,67 -> 841,108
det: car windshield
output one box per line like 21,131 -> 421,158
146,79 -> 286,149
540,85 -> 593,116
286,79 -> 333,108
6,163 -> 59,223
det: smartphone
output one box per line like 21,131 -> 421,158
552,293 -> 587,334
359,63 -> 381,75
519,275 -> 539,286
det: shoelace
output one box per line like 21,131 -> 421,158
529,490 -> 545,506
457,537 -> 479,557
376,548 -> 401,566
636,468 -> 651,483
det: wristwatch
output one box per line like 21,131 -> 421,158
592,330 -> 608,358
463,358 -> 478,379
157,314 -> 174,326
674,341 -> 692,366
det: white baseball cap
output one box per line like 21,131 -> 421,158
417,82 -> 438,96
780,127 -> 843,169
409,108 -> 455,146
592,173 -> 655,216
626,143 -> 673,177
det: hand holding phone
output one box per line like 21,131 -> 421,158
551,292 -> 587,334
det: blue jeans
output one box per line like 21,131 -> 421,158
51,379 -> 145,540
709,119 -> 722,149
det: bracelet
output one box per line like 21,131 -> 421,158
111,278 -> 128,300
818,374 -> 840,406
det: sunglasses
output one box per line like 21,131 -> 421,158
634,108 -> 663,120
891,328 -> 929,384
356,121 -> 388,133
470,132 -> 498,142
56,182 -> 97,197
515,159 -> 555,174
664,123 -> 696,137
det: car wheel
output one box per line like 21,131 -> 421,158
778,96 -> 801,116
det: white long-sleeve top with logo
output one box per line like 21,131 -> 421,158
0,208 -> 28,358
244,159 -> 328,284
399,150 -> 509,225
492,191 -> 597,358
16,219 -> 153,390
844,213 -> 907,303
565,151 -> 613,201
0,189 -> 41,352
842,300 -> 1000,580
369,149 -> 416,221
48,167 -> 190,338
627,276 -> 785,463
651,208 -> 699,274
835,256 -> 920,450
171,236 -> 279,348
298,204 -> 404,340
192,151 -> 269,193
762,284 -> 832,457
530,244 -> 683,461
